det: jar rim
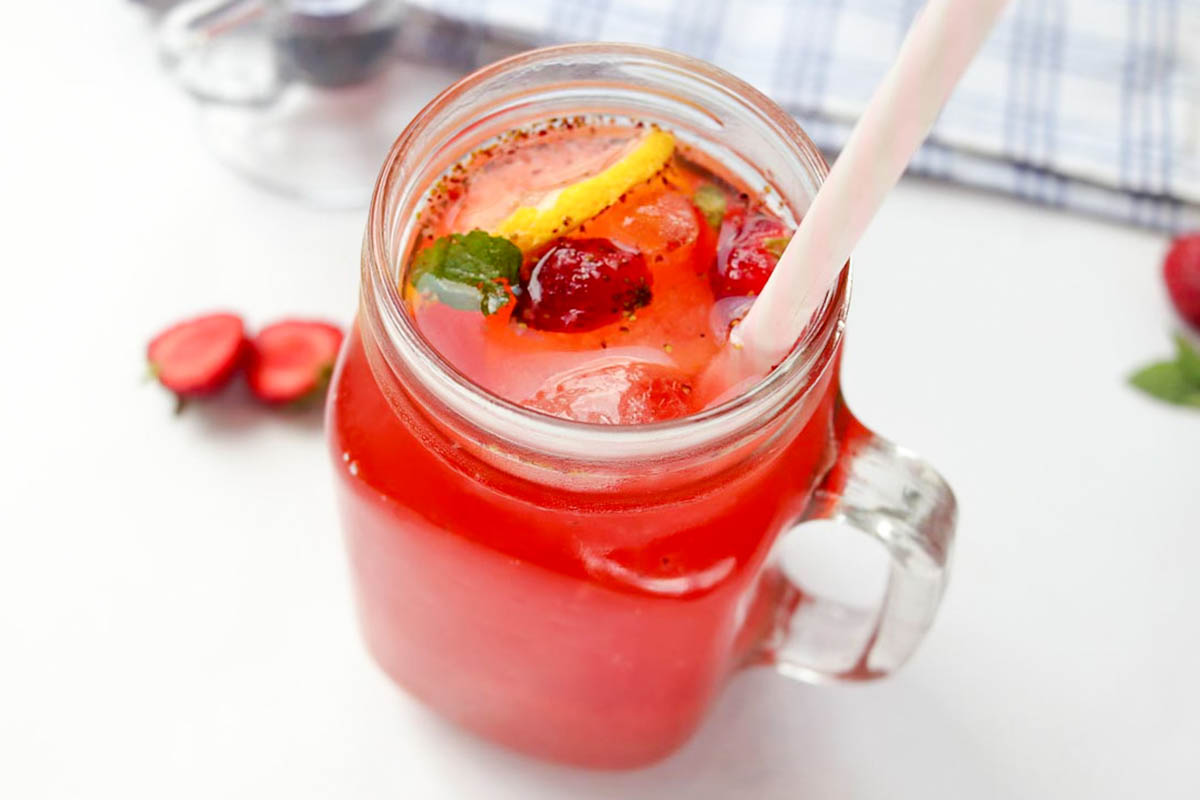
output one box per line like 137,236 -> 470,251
363,43 -> 850,460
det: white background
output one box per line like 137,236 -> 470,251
2,5 -> 1199,799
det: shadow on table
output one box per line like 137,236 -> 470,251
179,380 -> 327,436
398,667 -> 1010,799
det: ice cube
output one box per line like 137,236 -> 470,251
523,356 -> 696,425
709,296 -> 755,345
619,191 -> 700,254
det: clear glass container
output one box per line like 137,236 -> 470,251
329,43 -> 957,767
158,0 -> 428,207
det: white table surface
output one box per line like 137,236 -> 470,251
3,6 -> 1198,799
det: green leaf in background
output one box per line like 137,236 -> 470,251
1130,361 -> 1191,401
1129,360 -> 1200,407
693,184 -> 727,229
409,230 -> 521,314
1173,333 -> 1200,385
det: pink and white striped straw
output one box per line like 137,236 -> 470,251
730,0 -> 1010,371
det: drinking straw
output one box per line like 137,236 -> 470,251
729,0 -> 1010,372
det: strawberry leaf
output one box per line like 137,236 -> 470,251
414,272 -> 486,312
1173,333 -> 1200,386
1129,360 -> 1200,406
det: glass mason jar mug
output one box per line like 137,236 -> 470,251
328,44 -> 956,768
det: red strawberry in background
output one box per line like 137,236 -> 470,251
147,312 -> 246,407
1165,233 -> 1200,331
1127,232 -> 1200,408
247,320 -> 344,405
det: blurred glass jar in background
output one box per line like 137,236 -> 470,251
158,0 -> 444,208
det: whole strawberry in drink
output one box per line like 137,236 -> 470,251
516,238 -> 652,333
711,206 -> 790,298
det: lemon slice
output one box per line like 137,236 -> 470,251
491,129 -> 675,252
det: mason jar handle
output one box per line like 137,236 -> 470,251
758,396 -> 956,682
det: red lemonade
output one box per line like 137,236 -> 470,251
328,44 -> 958,770
328,117 -> 850,766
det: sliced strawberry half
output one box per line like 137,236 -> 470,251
147,312 -> 246,398
247,320 -> 344,405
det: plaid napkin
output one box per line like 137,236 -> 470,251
397,0 -> 1200,232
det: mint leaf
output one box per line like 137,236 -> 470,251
409,230 -> 521,314
410,236 -> 449,284
693,184 -> 726,229
1173,333 -> 1200,386
478,281 -> 511,315
444,229 -> 522,283
1129,360 -> 1200,406
414,272 -> 486,312
763,236 -> 790,259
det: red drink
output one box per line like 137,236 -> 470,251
331,325 -> 841,765
329,45 -> 955,769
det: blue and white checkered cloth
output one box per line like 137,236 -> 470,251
398,0 -> 1200,232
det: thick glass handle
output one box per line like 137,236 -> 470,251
759,396 -> 956,682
